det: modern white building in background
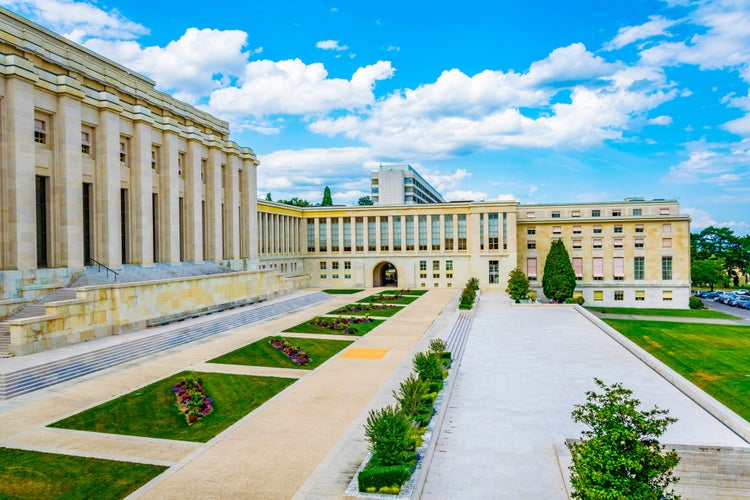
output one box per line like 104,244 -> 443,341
370,164 -> 445,205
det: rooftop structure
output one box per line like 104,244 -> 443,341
370,164 -> 445,205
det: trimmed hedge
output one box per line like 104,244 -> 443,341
358,465 -> 412,493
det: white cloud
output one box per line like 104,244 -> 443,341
604,15 -> 678,51
316,39 -> 349,51
0,0 -> 148,41
684,207 -> 750,233
444,190 -> 488,201
524,43 -> 615,85
648,115 -> 673,125
208,59 -> 394,118
421,168 -> 471,193
663,139 -> 750,185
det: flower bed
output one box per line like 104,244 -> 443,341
269,336 -> 312,366
329,303 -> 402,317
312,315 -> 375,335
172,374 -> 214,425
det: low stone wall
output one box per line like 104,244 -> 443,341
8,270 -> 310,356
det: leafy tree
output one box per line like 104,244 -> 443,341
277,197 -> 312,207
541,239 -> 576,302
321,186 -> 333,206
364,405 -> 415,466
264,192 -> 272,201
393,374 -> 428,419
691,256 -> 727,291
692,226 -> 750,285
358,195 -> 374,206
567,378 -> 680,500
506,267 -> 530,302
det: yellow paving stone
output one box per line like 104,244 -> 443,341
340,348 -> 389,359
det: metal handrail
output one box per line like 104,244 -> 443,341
87,258 -> 119,282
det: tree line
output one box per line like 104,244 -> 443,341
691,227 -> 750,290
264,187 -> 373,207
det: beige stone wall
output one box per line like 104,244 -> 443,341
8,270 -> 310,355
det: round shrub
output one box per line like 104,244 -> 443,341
689,296 -> 703,309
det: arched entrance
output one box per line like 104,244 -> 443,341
373,262 -> 398,287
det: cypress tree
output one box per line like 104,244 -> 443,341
322,186 -> 333,206
542,239 -> 576,302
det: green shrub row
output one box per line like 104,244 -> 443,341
564,296 -> 585,305
358,341 -> 452,493
458,277 -> 480,310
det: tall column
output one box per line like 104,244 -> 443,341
130,109 -> 154,265
245,159 -> 259,263
95,93 -> 123,267
185,139 -> 203,261
3,70 -> 37,271
206,148 -> 222,260
225,158 -> 239,260
159,127 -> 180,263
53,84 -> 85,268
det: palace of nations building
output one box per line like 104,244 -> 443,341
0,8 -> 690,356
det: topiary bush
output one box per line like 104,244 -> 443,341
364,405 -> 415,467
393,374 -> 429,420
689,296 -> 703,309
358,465 -> 411,493
413,352 -> 444,383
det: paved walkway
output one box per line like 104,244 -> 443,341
0,288 -> 459,499
421,291 -> 749,499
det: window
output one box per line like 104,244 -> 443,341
178,152 -> 185,178
344,261 -> 351,278
612,209 -> 622,217
200,159 -> 207,183
381,218 -> 389,251
660,208 -> 670,215
573,257 -> 583,279
356,217 -> 364,252
613,257 -> 624,280
418,215 -> 427,251
634,256 -> 645,280
635,224 -> 644,233
552,211 -> 561,218
319,219 -> 327,252
405,216 -> 414,251
446,260 -> 453,279
614,238 -> 623,249
457,214 -> 467,250
332,261 -> 339,270
573,225 -> 582,234
431,215 -> 440,250
119,138 -> 130,165
573,240 -> 582,249
634,238 -> 644,248
593,225 -> 602,234
662,256 -> 672,280
320,261 -> 326,270
480,213 -> 485,250
662,238 -> 672,248
343,220 -> 352,252
526,211 -> 536,218
614,290 -> 624,301
34,118 -> 47,144
527,241 -> 536,249
593,257 -> 603,280
527,227 -> 536,235
662,223 -> 671,233
614,225 -> 623,233
572,210 -> 581,218
663,290 -> 673,301
307,220 -> 315,252
527,258 -> 537,280
592,209 -> 601,217
633,209 -> 642,216
594,291 -> 604,301
489,260 -> 500,284
368,218 -> 376,252
593,239 -> 602,249
420,260 -> 427,279
392,216 -> 401,251
433,260 -> 440,279
81,131 -> 92,155
488,213 -> 498,250
331,220 -> 340,252
552,226 -> 562,235
635,290 -> 645,301
444,215 -> 454,250
151,146 -> 160,171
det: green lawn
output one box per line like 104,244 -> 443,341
357,294 -> 419,305
588,306 -> 738,319
208,336 -> 353,369
0,447 -> 166,499
378,289 -> 429,296
322,289 -> 364,294
605,319 -> 750,421
328,303 -> 404,317
284,316 -> 384,336
49,371 -> 294,442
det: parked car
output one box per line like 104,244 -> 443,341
736,296 -> 750,309
736,289 -> 749,296
725,294 -> 741,307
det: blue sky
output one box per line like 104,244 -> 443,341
4,0 -> 750,234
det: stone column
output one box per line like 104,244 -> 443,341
95,92 -> 123,267
130,107 -> 154,265
54,82 -> 85,268
3,65 -> 38,271
185,138 -> 203,261
206,148 -> 222,260
159,126 -> 180,263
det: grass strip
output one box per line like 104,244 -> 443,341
322,289 -> 363,294
208,336 -> 354,369
357,294 -> 419,305
0,447 -> 166,499
605,319 -> 750,421
49,371 -> 294,442
328,303 -> 404,317
587,306 -> 738,319
284,316 -> 384,336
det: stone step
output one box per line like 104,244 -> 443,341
0,292 -> 330,399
